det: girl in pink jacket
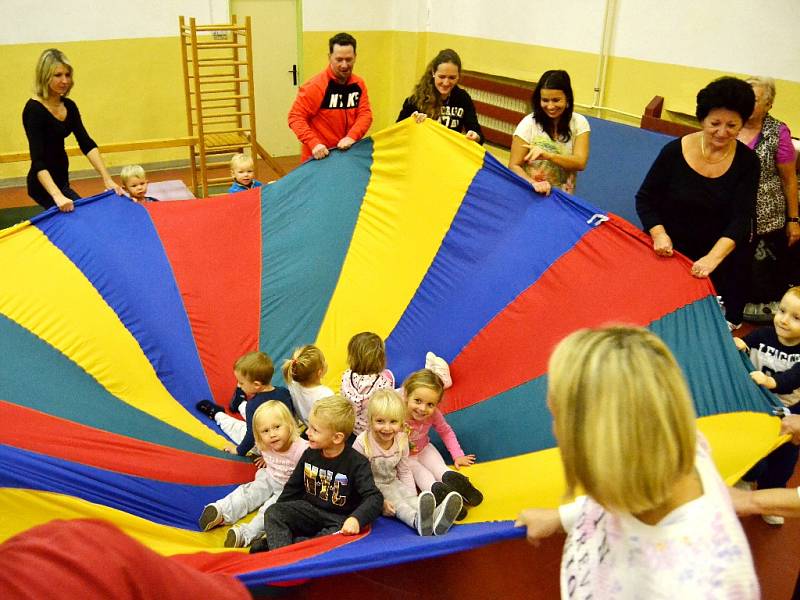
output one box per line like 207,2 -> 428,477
404,369 -> 483,520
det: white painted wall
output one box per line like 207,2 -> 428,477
1,0 -> 228,43
613,0 -> 799,81
301,0 -> 426,32
301,0 -> 799,81
426,0 -> 605,54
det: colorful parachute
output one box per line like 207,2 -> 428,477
0,119 -> 782,587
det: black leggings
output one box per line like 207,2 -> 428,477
29,183 -> 80,210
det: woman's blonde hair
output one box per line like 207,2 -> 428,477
548,326 -> 697,514
409,49 -> 462,119
252,400 -> 298,453
282,344 -> 325,385
347,332 -> 386,375
35,48 -> 73,100
402,369 -> 445,404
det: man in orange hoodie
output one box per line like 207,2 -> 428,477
288,32 -> 372,161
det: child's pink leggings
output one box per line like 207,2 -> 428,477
408,444 -> 450,491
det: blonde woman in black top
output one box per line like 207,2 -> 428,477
22,48 -> 121,212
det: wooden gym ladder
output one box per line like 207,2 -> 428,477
179,15 -> 284,197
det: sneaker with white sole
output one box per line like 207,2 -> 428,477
433,491 -> 463,535
225,525 -> 246,548
416,490 -> 435,536
762,514 -> 784,526
198,504 -> 224,531
743,302 -> 777,324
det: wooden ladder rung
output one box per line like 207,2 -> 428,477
192,24 -> 247,32
203,111 -> 249,118
194,88 -> 237,95
206,175 -> 234,185
198,61 -> 248,67
195,42 -> 247,49
197,77 -> 248,84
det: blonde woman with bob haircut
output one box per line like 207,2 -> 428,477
23,48 -> 122,212
516,326 -> 758,599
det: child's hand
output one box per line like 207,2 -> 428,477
750,370 -> 776,389
454,454 -> 476,469
532,180 -> 551,195
780,415 -> 800,444
253,456 -> 266,468
222,443 -> 237,454
733,337 -> 748,352
340,517 -> 360,535
382,500 -> 396,517
514,508 -> 563,546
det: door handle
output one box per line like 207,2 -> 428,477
288,64 -> 297,86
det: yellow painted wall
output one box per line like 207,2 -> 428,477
303,29 -> 800,136
1,39 -> 190,181
603,56 -> 800,130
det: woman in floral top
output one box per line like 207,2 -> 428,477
508,69 -> 590,195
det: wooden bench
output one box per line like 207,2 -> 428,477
459,71 -> 534,149
639,96 -> 698,137
0,136 -> 198,165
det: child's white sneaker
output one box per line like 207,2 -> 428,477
433,491 -> 463,535
425,351 -> 452,389
198,504 -> 224,531
224,525 -> 246,548
416,490 -> 436,536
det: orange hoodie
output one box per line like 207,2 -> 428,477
288,66 -> 372,160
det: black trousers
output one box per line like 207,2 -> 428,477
743,440 -> 800,490
29,182 -> 80,209
264,500 -> 346,550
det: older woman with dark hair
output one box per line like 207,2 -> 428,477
636,77 -> 760,329
22,48 -> 120,212
738,76 -> 799,321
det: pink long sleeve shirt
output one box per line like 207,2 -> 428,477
406,409 -> 465,460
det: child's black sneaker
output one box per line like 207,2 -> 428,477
249,538 -> 269,554
196,399 -> 224,420
229,390 -> 245,413
433,491 -> 462,535
198,504 -> 224,531
431,481 -> 467,521
442,470 -> 483,506
416,490 -> 435,536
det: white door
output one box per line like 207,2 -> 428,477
231,0 -> 299,157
